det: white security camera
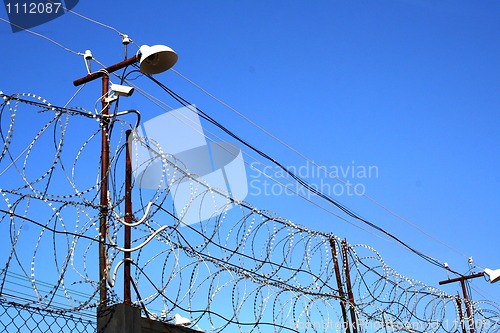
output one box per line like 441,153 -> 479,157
111,84 -> 134,97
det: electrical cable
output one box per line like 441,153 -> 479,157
116,72 -> 391,239
141,72 -> 454,274
0,17 -> 83,56
171,68 -> 473,265
46,0 -> 140,49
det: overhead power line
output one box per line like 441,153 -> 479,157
141,72 -> 457,275
0,17 -> 83,56
170,68 -> 472,265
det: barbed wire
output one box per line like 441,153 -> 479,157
0,91 -> 498,332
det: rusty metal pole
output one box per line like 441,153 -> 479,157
460,279 -> 475,333
341,239 -> 358,333
124,130 -> 132,305
99,73 -> 110,307
439,272 -> 484,333
455,294 -> 467,333
329,236 -> 351,333
73,56 -> 138,86
73,55 -> 141,309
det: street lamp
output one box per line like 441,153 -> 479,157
138,44 -> 178,74
73,43 -> 177,308
484,268 -> 500,283
73,44 -> 178,86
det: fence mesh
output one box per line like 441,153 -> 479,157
0,299 -> 96,333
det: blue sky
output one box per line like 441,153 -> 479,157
1,0 -> 499,317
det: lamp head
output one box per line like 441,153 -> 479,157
484,268 -> 500,284
138,44 -> 178,74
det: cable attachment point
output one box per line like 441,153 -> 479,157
83,49 -> 93,60
122,35 -> 131,45
83,50 -> 93,74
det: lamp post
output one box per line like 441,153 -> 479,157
73,44 -> 177,308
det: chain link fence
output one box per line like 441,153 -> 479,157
0,299 -> 96,333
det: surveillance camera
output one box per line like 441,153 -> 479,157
111,84 -> 134,97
